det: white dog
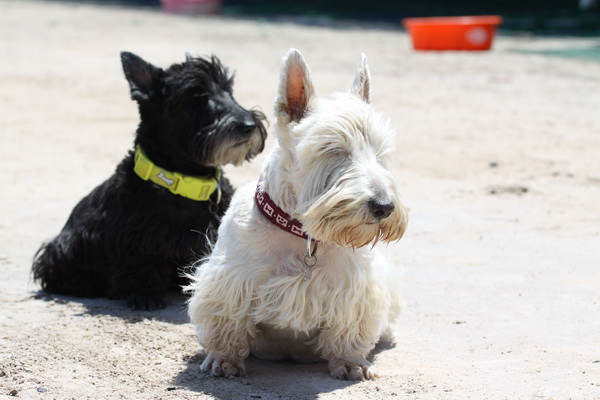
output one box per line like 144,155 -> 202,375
186,48 -> 408,381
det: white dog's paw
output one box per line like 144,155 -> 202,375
328,358 -> 378,381
200,352 -> 246,378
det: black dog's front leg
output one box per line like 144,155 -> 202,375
109,261 -> 172,310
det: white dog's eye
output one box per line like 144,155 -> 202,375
318,141 -> 350,158
327,148 -> 349,158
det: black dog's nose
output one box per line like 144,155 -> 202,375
239,119 -> 256,134
368,198 -> 395,220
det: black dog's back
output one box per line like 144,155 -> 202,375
32,51 -> 266,310
33,178 -> 114,298
32,154 -> 234,309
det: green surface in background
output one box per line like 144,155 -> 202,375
516,45 -> 600,62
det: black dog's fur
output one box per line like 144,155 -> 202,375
32,52 -> 267,310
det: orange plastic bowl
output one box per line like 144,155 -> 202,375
402,16 -> 502,51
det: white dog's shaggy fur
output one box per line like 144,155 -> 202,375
186,49 -> 408,381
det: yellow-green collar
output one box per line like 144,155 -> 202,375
133,146 -> 221,202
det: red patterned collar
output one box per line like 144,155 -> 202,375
255,187 -> 309,240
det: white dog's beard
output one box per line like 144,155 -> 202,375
302,197 -> 407,248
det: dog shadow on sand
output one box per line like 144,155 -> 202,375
32,291 -> 190,325
32,291 -> 396,397
173,342 -> 396,399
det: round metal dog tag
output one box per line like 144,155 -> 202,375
304,254 -> 317,268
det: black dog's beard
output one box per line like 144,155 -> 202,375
201,109 -> 267,166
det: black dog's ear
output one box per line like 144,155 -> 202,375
120,52 -> 163,101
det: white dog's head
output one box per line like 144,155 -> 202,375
267,49 -> 408,248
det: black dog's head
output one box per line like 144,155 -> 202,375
121,51 -> 267,174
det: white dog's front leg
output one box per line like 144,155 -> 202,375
319,317 -> 382,380
188,256 -> 257,378
190,294 -> 253,378
196,317 -> 251,378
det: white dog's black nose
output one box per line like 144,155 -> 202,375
368,198 -> 395,220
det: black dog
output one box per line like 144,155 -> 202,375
32,52 -> 267,310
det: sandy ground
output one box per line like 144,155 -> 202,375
1,1 -> 600,399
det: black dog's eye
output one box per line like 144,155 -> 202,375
190,93 -> 211,107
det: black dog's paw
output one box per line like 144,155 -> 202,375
126,293 -> 166,310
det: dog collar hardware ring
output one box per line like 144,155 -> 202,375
209,180 -> 222,215
303,236 -> 318,281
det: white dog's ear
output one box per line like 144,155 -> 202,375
275,48 -> 316,123
350,53 -> 371,104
